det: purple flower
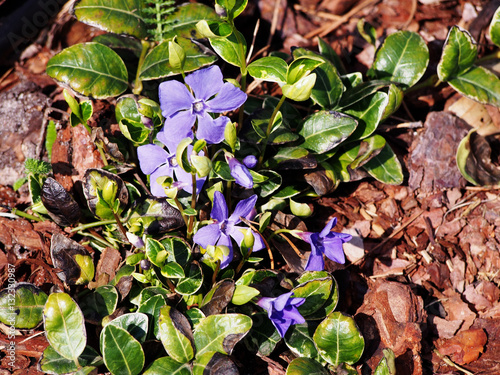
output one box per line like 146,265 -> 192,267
158,65 -> 247,145
297,217 -> 352,271
193,191 -> 265,268
257,292 -> 305,337
243,155 -> 257,168
227,155 -> 253,189
137,132 -> 205,196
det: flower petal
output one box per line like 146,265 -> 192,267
229,194 -> 257,225
193,223 -> 221,249
196,112 -> 228,144
270,314 -> 291,338
206,82 -> 247,113
273,291 -> 294,311
149,164 -> 173,197
159,80 -> 194,118
243,155 -> 257,168
161,110 -> 196,146
216,233 -> 234,269
319,217 -> 337,238
323,237 -> 348,264
304,244 -> 325,271
173,165 -> 206,194
137,144 -> 169,175
228,157 -> 253,189
211,191 -> 228,222
185,65 -> 223,101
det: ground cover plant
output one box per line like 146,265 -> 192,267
1,0 -> 500,374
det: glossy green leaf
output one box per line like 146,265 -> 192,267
490,6 -> 500,47
43,293 -> 86,362
438,26 -> 477,81
369,30 -> 429,88
264,147 -> 315,170
161,262 -> 186,279
0,283 -> 47,329
138,294 -> 167,340
163,3 -> 218,39
175,262 -> 203,295
73,0 -> 146,39
382,84 -> 403,120
92,33 -> 143,57
46,43 -> 128,99
209,29 -> 247,69
357,18 -> 377,46
196,19 -> 233,38
344,92 -> 388,140
255,169 -> 282,198
194,314 -> 252,356
299,111 -> 357,153
158,305 -> 195,363
448,66 -> 500,107
362,143 -> 403,184
349,135 -> 387,170
143,356 -> 192,375
456,129 -> 478,185
374,348 -> 396,375
136,286 -> 170,306
290,198 -> 313,218
273,185 -> 306,199
146,238 -> 168,267
39,345 -> 102,375
292,277 -> 333,317
244,313 -> 281,356
300,275 -> 339,321
317,37 -> 346,75
285,322 -> 322,361
80,285 -> 118,321
248,56 -> 287,84
310,60 -> 344,109
101,324 -> 145,375
106,312 -> 148,344
286,357 -> 329,375
216,0 -> 247,19
232,285 -> 260,305
313,311 -> 364,366
287,56 -> 323,84
140,37 -> 217,80
235,269 -> 279,286
282,73 -> 317,102
338,79 -> 391,108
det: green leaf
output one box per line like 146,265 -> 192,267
161,262 -> 186,279
73,0 -> 147,39
299,111 -> 357,154
286,357 -> 330,375
101,324 -> 145,375
456,129 -> 478,185
231,285 -> 260,305
369,30 -> 429,88
45,120 -> 57,160
362,143 -> 403,184
244,313 -> 281,356
175,262 -> 203,295
0,283 -> 47,329
490,6 -> 500,47
143,356 -> 192,375
285,323 -> 322,361
235,269 -> 279,286
344,92 -> 388,140
310,61 -> 344,109
447,66 -> 500,107
216,0 -> 247,20
43,293 -> 86,362
290,198 -> 313,218
292,277 -> 333,317
163,237 -> 192,266
357,18 -> 377,46
39,345 -> 102,375
46,43 -> 128,99
438,26 -> 477,81
317,37 -> 346,75
105,312 -> 149,344
348,135 -> 387,170
140,38 -> 217,80
374,348 -> 396,375
209,30 -> 247,69
158,305 -> 195,363
247,56 -> 287,84
80,285 -> 118,321
163,3 -> 219,39
382,84 -> 403,120
313,311 -> 364,366
194,314 -> 252,356
138,295 -> 167,340
338,79 -> 391,109
282,73 -> 317,102
146,238 -> 168,267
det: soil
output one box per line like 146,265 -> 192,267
1,0 -> 500,374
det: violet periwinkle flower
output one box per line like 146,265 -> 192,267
137,132 -> 205,196
296,217 -> 352,271
158,65 -> 247,145
227,155 -> 253,189
243,155 -> 258,168
193,191 -> 265,268
257,292 -> 305,338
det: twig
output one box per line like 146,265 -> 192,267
402,0 -> 418,29
267,0 -> 284,53
433,348 -> 475,375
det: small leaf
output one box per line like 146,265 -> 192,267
101,324 -> 145,375
216,0 -> 247,19
138,294 -> 167,340
285,323 -> 322,362
290,199 -> 313,218
50,233 -> 93,285
357,18 -> 377,46
282,73 -> 317,102
0,283 -> 47,329
175,262 -> 203,295
163,3 -> 219,40
438,26 -> 477,82
43,293 -> 86,362
344,92 -> 388,141
161,262 -> 185,279
128,198 -> 185,236
194,314 -> 252,356
45,120 -> 57,159
193,352 -> 239,375
39,345 -> 102,375
46,43 -> 128,99
80,285 -> 118,321
313,311 -> 364,366
448,66 -> 500,107
374,348 -> 396,375
209,30 -> 247,69
310,61 -> 344,109
369,30 -> 429,88
143,356 -> 191,375
41,177 -> 81,226
105,312 -> 149,344
201,280 -> 235,316
317,37 -> 346,75
244,313 -> 281,356
286,357 -> 330,375
362,143 -> 403,185
73,0 -> 147,39
490,6 -> 500,47
299,111 -> 357,154
248,56 -> 287,84
292,276 -> 333,317
158,305 -> 195,363
231,285 -> 260,305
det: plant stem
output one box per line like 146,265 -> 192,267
186,173 -> 197,239
405,74 -> 440,94
113,212 -> 129,242
71,219 -> 120,232
173,197 -> 189,227
1,209 -> 43,222
256,95 -> 286,169
133,40 -> 152,95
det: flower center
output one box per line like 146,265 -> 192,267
168,155 -> 178,167
220,219 -> 230,235
192,99 -> 205,114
